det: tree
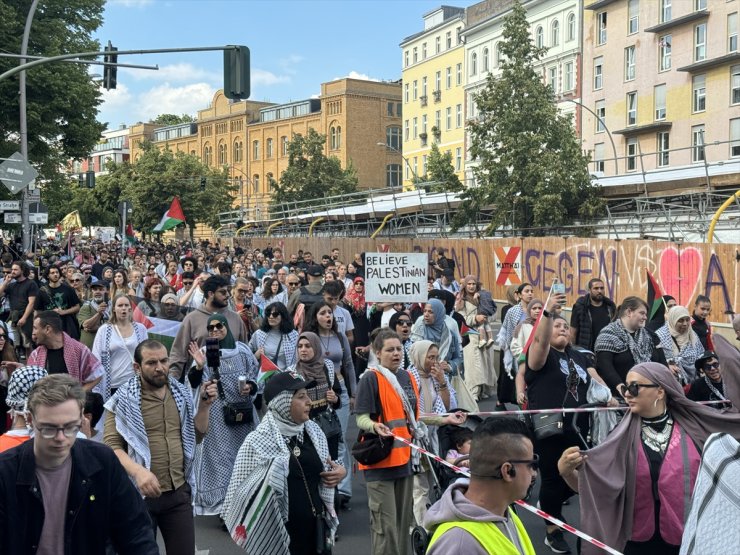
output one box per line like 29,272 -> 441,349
422,143 -> 463,193
453,0 -> 603,236
0,0 -> 106,201
150,113 -> 195,125
100,142 -> 236,239
271,128 -> 358,212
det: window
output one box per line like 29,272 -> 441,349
422,42 -> 427,59
413,47 -> 418,63
456,63 -> 462,85
626,92 -> 637,126
695,0 -> 706,10
456,104 -> 462,128
404,50 -> 409,67
624,46 -> 636,81
731,118 -> 740,157
281,136 -> 288,156
594,143 -> 605,172
548,66 -> 558,92
203,145 -> 212,166
422,76 -> 427,98
661,0 -> 671,23
628,0 -> 639,34
564,61 -> 574,91
536,26 -> 544,48
695,23 -> 706,62
218,143 -> 227,165
436,36 -> 441,54
468,92 -> 477,120
457,26 -> 462,44
413,117 -> 417,139
654,84 -> 666,120
422,114 -> 427,134
266,138 -> 273,158
252,140 -> 260,160
446,67 -> 452,89
626,138 -> 637,171
386,164 -> 402,188
692,125 -> 705,162
551,20 -> 560,47
233,141 -> 242,163
387,102 -> 394,116
659,35 -> 671,71
404,83 -> 409,103
330,126 -> 342,150
657,132 -> 670,166
594,56 -> 604,90
470,52 -> 477,76
483,48 -> 489,72
253,174 -> 260,193
435,110 -> 441,131
597,12 -> 607,45
455,148 -> 462,171
595,100 -> 606,133
446,107 -> 452,130
413,80 -> 418,100
496,43 -> 503,67
567,13 -> 576,42
693,74 -> 706,112
729,13 -> 738,53
266,173 -> 275,191
446,31 -> 452,49
435,71 -> 441,92
404,120 -> 409,141
732,65 -> 740,104
413,157 -> 418,178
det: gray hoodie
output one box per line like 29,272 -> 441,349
423,479 -> 526,555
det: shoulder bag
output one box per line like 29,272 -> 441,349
312,365 -> 342,440
212,364 -> 253,426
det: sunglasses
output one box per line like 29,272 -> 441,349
267,311 -> 281,318
236,289 -> 249,294
396,320 -> 412,327
72,279 -> 82,283
508,455 -> 540,472
703,362 -> 720,371
619,381 -> 660,397
182,281 -> 194,286
287,282 -> 300,287
0,335 -> 6,340
207,323 -> 225,331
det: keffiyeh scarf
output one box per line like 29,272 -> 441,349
98,322 -> 149,401
28,332 -> 104,384
5,365 -> 47,412
594,319 -> 655,364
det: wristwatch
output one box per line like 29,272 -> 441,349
542,309 -> 552,318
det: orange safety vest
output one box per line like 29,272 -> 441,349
358,368 -> 420,471
0,433 -> 31,453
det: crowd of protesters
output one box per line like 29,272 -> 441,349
0,236 -> 738,555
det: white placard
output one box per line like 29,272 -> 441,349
0,201 -> 20,211
3,212 -> 21,224
365,252 -> 428,302
29,213 -> 48,224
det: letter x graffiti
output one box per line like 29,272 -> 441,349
495,247 -> 522,286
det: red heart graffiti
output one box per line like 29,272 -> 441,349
659,247 -> 703,305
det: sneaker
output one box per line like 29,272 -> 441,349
545,530 -> 572,554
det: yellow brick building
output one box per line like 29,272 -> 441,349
400,6 -> 467,189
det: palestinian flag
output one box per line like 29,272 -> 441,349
646,269 -> 664,321
257,355 -> 280,383
153,196 -> 186,233
460,322 -> 479,336
130,297 -> 183,352
125,223 -> 137,245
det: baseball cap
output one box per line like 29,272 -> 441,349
91,280 -> 109,289
307,265 -> 323,277
263,371 -> 316,405
694,350 -> 718,372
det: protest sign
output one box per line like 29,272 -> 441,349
365,252 -> 427,302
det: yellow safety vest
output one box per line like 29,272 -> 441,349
427,512 -> 536,555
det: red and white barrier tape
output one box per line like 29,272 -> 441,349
393,434 -> 625,555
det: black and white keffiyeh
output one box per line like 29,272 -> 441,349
221,390 -> 339,554
5,366 -> 48,412
594,319 -> 655,364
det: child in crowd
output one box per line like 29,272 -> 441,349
445,427 -> 473,468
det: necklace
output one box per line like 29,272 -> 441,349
287,437 -> 301,457
319,333 -> 331,357
641,415 -> 673,454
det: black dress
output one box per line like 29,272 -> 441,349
286,434 -> 324,555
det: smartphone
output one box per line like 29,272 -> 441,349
205,337 -> 221,368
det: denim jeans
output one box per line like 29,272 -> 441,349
336,379 -> 352,497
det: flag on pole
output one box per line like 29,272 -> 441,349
460,322 -> 480,336
153,196 -> 186,232
60,210 -> 82,233
257,355 -> 280,383
125,223 -> 137,245
646,269 -> 664,321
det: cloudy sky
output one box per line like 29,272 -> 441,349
96,0 -> 442,129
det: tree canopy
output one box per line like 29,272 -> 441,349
270,128 -> 358,213
150,113 -> 195,125
453,0 -> 603,236
422,143 -> 463,193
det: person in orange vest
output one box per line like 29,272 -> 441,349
354,328 -> 465,555
0,365 -> 48,452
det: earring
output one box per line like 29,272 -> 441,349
653,398 -> 658,408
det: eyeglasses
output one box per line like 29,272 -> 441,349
703,362 -> 720,371
287,282 -> 300,287
72,279 -> 82,283
619,381 -> 660,398
508,455 -> 540,472
396,320 -> 412,327
182,281 -> 194,286
236,289 -> 249,294
35,423 -> 81,439
207,323 -> 225,331
0,335 -> 7,340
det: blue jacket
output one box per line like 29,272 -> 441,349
0,439 -> 158,555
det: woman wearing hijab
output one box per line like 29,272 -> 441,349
345,276 -> 370,376
594,296 -> 668,396
495,282 -> 534,409
221,372 -> 346,555
512,298 -> 544,406
291,331 -> 343,458
188,313 -> 260,516
558,361 -> 740,555
656,305 -> 704,382
411,298 -> 463,376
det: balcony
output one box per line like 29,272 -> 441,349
420,132 -> 428,146
677,51 -> 740,73
432,90 -> 442,103
420,95 -> 428,107
645,9 -> 709,34
613,121 -> 673,137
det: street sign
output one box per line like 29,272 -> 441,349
0,201 -> 20,211
4,213 -> 21,224
29,213 -> 48,224
0,152 -> 38,194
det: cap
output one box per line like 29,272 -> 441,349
90,280 -> 108,289
694,350 -> 718,371
263,371 -> 316,405
307,265 -> 323,277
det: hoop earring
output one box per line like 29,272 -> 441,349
654,398 -> 658,408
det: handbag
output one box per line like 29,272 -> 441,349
351,430 -> 394,465
212,365 -> 253,426
531,412 -> 564,441
314,408 -> 342,440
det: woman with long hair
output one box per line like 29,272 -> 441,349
345,276 -> 370,376
110,268 -> 134,299
260,277 -> 287,311
92,294 -> 148,401
496,282 -> 534,408
249,301 -> 298,371
136,277 -> 165,318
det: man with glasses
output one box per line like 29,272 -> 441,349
169,275 -> 248,380
687,350 -> 728,405
0,374 -> 159,554
424,417 -> 537,554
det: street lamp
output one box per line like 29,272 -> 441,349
223,164 -> 251,219
561,98 -> 619,174
376,142 -> 418,187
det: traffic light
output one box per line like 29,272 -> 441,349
86,171 -> 96,189
103,40 -> 118,90
78,173 -> 85,187
200,176 -> 207,191
223,45 -> 250,100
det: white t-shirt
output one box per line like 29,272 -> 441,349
92,325 -> 138,389
333,306 -> 354,336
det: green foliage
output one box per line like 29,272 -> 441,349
98,142 -> 237,238
0,0 -> 106,204
422,143 -> 463,193
453,0 -> 603,236
270,128 -> 358,212
150,113 -> 195,125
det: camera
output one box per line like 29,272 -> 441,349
205,337 -> 221,369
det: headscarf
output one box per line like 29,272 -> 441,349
418,299 -> 446,343
429,289 -> 456,315
409,340 -> 435,378
344,276 -> 365,312
5,366 -> 48,412
513,298 -> 543,338
578,362 -> 740,555
505,285 -> 519,306
461,275 -> 479,305
667,305 -> 698,350
295,332 -> 327,383
207,313 -> 236,350
268,389 -> 306,438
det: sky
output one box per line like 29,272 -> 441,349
95,0 -> 444,130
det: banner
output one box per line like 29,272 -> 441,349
365,252 -> 427,302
